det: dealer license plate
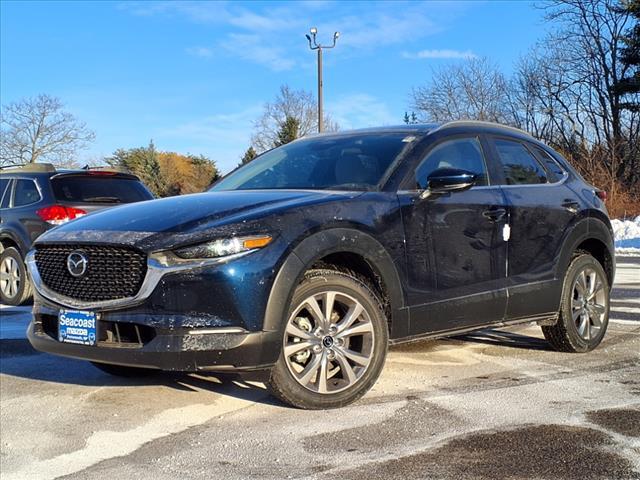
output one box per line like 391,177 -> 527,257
58,310 -> 97,346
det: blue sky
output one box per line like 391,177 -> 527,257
1,1 -> 547,173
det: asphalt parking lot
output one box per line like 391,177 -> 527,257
1,257 -> 638,480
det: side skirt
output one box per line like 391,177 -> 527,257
388,312 -> 557,346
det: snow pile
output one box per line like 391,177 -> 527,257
612,216 -> 640,254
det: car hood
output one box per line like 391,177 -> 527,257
36,189 -> 361,250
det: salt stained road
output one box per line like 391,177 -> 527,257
1,257 -> 638,480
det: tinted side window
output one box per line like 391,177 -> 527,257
13,179 -> 41,207
529,145 -> 565,183
493,139 -> 547,185
0,178 -> 10,207
416,137 -> 488,188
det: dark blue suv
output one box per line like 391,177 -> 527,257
26,122 -> 615,409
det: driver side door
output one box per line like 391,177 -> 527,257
399,135 -> 509,335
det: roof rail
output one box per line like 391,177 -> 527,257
0,162 -> 56,173
434,120 -> 533,138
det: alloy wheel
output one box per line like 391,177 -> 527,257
0,256 -> 20,299
283,291 -> 375,394
571,267 -> 607,342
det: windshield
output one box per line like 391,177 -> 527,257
211,133 -> 419,191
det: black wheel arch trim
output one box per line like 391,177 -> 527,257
263,228 -> 406,338
0,230 -> 28,257
555,216 -> 615,287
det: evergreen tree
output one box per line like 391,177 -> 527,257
273,116 -> 300,147
403,111 -> 419,124
106,140 -> 165,196
107,144 -> 219,197
614,0 -> 640,111
240,146 -> 258,165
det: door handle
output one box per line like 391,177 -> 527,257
562,200 -> 579,213
482,208 -> 506,222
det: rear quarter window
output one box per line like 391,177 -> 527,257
13,179 -> 41,207
51,176 -> 153,204
529,145 -> 566,183
493,139 -> 548,185
0,178 -> 10,206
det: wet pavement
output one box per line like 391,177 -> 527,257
1,257 -> 638,479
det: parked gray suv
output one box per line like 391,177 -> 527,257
0,163 -> 153,305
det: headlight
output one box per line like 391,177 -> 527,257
173,235 -> 272,259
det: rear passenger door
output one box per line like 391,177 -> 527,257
487,137 -> 578,319
9,178 -> 48,249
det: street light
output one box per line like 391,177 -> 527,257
306,27 -> 340,133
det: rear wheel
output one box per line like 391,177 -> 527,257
0,247 -> 32,306
268,269 -> 388,409
91,362 -> 158,377
543,254 -> 610,353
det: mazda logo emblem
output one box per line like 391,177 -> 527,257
67,251 -> 88,278
322,336 -> 334,348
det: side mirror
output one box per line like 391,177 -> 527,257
419,168 -> 477,200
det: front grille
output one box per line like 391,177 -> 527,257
35,244 -> 147,302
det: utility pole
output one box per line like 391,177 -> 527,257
306,27 -> 339,133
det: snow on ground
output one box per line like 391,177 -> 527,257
612,215 -> 640,255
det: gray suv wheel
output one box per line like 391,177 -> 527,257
0,247 -> 31,306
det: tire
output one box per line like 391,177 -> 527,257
542,254 -> 610,353
268,268 -> 388,409
91,362 -> 159,377
0,247 -> 32,306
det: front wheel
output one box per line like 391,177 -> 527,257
268,269 -> 388,409
542,254 -> 610,353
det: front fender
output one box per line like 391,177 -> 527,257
263,228 -> 407,339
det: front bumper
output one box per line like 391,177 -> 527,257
28,312 -> 280,372
26,239 -> 289,372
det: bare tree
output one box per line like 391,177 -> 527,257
0,94 -> 95,166
507,47 -> 589,147
406,0 -> 638,215
252,85 -> 338,152
539,0 -> 639,189
411,57 -> 512,123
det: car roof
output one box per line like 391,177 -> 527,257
431,120 -> 535,141
0,163 -> 57,175
302,124 -> 439,139
300,120 -> 534,142
0,163 -> 139,180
